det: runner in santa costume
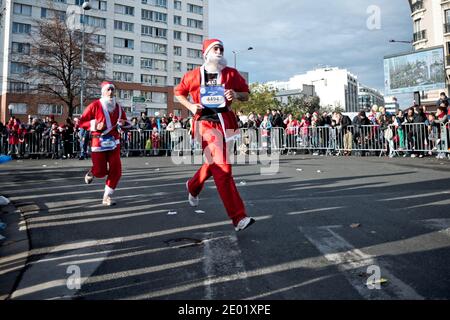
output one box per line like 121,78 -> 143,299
175,38 -> 255,232
79,81 -> 131,206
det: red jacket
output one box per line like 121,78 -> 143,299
175,66 -> 249,141
79,100 -> 128,140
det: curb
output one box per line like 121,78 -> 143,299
0,197 -> 30,300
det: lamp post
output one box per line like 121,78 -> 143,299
389,39 -> 413,44
8,104 -> 14,118
80,1 -> 91,111
232,47 -> 254,69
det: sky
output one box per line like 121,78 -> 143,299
209,0 -> 413,95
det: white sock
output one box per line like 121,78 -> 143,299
104,185 -> 114,199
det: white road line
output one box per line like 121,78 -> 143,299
287,207 -> 343,215
11,241 -> 113,300
299,226 -> 424,300
203,232 -> 249,300
420,218 -> 450,237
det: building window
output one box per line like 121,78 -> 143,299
142,0 -> 167,7
10,62 -> 29,74
11,42 -> 31,55
141,25 -> 167,38
187,48 -> 202,59
141,58 -> 167,71
114,20 -> 134,32
187,4 -> 203,15
113,54 -> 134,66
187,33 -> 203,43
12,22 -> 31,34
13,3 -> 32,16
187,63 -> 201,71
174,0 -> 181,10
98,1 -> 107,11
7,103 -> 28,114
9,82 -> 30,93
81,15 -> 106,28
117,89 -> 133,99
92,34 -> 106,47
174,77 -> 181,86
114,37 -> 134,49
113,71 -> 134,82
141,74 -> 166,86
174,30 -> 182,40
174,15 -> 182,25
187,18 -> 203,29
174,46 -> 182,56
174,61 -> 182,72
114,4 -> 134,16
142,9 -> 167,23
141,41 -> 167,54
38,104 -> 63,115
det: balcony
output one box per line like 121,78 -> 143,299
411,0 -> 424,13
413,30 -> 427,42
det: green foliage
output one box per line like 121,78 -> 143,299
282,96 -> 321,118
233,83 -> 281,114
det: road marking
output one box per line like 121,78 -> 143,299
11,241 -> 113,300
420,218 -> 450,237
203,232 -> 249,300
287,207 -> 343,215
299,226 -> 423,300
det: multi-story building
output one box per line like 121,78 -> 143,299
358,84 -> 385,111
408,0 -> 450,104
0,0 -> 208,123
267,67 -> 359,112
274,85 -> 315,106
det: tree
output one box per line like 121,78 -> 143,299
233,83 -> 280,115
282,95 -> 321,118
22,9 -> 107,117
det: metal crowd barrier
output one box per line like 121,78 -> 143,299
1,124 -> 449,158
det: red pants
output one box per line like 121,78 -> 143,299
91,146 -> 122,189
187,121 -> 246,226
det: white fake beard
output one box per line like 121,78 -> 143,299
101,97 -> 116,113
204,53 -> 228,73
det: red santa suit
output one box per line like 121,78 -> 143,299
79,82 -> 129,203
175,39 -> 254,229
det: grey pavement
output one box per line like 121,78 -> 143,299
0,154 -> 450,300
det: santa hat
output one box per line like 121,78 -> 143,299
202,38 -> 223,58
101,81 -> 115,96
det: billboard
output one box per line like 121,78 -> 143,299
384,47 -> 445,95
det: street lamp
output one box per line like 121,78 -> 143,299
8,104 -> 14,117
232,47 -> 254,69
80,1 -> 91,111
389,39 -> 413,44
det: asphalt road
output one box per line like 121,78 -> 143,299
1,154 -> 449,300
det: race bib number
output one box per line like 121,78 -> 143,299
99,135 -> 117,151
200,85 -> 226,109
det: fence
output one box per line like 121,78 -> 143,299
1,123 -> 449,158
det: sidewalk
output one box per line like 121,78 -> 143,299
0,196 -> 30,300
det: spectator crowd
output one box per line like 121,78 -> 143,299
1,93 -> 450,160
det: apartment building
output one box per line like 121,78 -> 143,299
267,67 -> 359,112
0,0 -> 208,123
358,84 -> 385,111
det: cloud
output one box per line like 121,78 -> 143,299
209,0 -> 413,92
